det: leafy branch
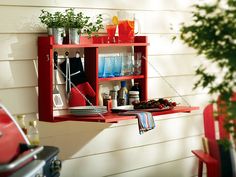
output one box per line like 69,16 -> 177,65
179,0 -> 236,141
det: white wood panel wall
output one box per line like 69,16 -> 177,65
0,0 -> 210,176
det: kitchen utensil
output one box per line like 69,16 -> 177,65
65,51 -> 71,100
53,51 -> 63,107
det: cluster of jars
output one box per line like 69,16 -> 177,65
16,115 -> 40,146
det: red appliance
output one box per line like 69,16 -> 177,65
0,103 -> 61,177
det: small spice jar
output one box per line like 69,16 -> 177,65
103,93 -> 111,106
129,91 -> 139,105
110,90 -> 117,108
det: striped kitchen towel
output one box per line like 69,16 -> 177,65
119,111 -> 156,134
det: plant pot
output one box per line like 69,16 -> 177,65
47,28 -> 53,36
53,28 -> 65,44
69,28 -> 80,44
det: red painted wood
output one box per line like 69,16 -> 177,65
198,160 -> 203,177
151,106 -> 199,116
217,96 -> 231,139
54,113 -> 136,123
203,104 -> 216,139
84,47 -> 98,105
192,150 -> 218,165
192,150 -> 220,177
218,115 -> 230,139
192,103 -> 235,177
52,106 -> 198,123
134,39 -> 148,101
52,36 -> 149,49
0,109 -> 26,164
38,36 -> 54,122
38,36 -> 150,122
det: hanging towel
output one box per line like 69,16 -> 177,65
119,111 -> 156,134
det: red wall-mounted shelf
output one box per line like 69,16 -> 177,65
38,35 -> 198,123
38,35 -> 149,122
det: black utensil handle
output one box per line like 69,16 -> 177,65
54,51 -> 58,70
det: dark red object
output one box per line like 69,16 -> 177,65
0,108 -> 26,164
69,82 -> 96,107
0,104 -> 61,177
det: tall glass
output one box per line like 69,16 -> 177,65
133,52 -> 142,75
104,56 -> 115,78
121,53 -> 133,76
113,55 -> 122,76
98,56 -> 105,78
106,24 -> 116,43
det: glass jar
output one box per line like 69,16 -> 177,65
103,93 -> 111,106
27,120 -> 40,146
129,91 -> 139,105
16,114 -> 27,135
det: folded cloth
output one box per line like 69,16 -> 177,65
69,82 -> 96,107
136,112 -> 155,134
119,111 -> 156,134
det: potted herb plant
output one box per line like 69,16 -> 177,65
179,0 -> 236,143
39,10 -> 54,35
39,10 -> 65,44
64,8 -> 103,44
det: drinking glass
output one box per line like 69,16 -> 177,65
121,53 -> 133,76
98,56 -> 105,78
133,52 -> 142,75
113,55 -> 122,76
104,56 -> 114,77
106,24 -> 117,43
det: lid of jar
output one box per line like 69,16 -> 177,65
16,114 -> 26,119
29,120 -> 37,127
110,90 -> 117,99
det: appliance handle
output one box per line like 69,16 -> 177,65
0,146 -> 44,172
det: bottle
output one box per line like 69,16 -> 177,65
16,114 -> 27,135
131,82 -> 142,100
118,81 -> 128,106
27,120 -> 40,146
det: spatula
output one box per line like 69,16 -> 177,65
53,51 -> 63,107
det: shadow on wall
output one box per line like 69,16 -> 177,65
38,121 -> 111,160
3,34 -> 111,161
0,33 -> 39,114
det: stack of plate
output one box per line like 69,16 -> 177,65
69,106 -> 107,116
111,105 -> 134,113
